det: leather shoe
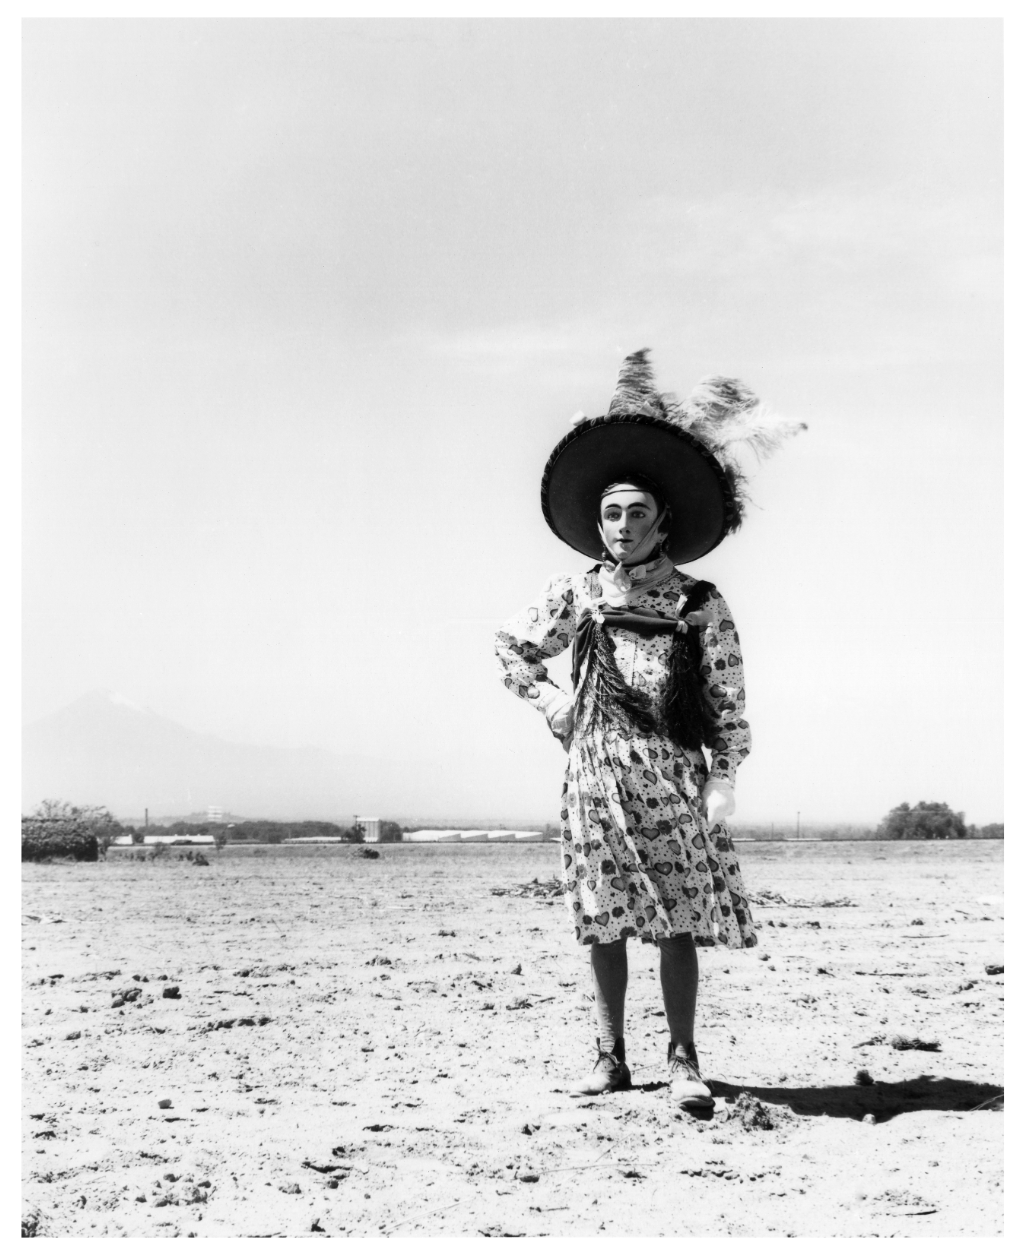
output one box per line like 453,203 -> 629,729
571,1037 -> 631,1097
668,1040 -> 714,1109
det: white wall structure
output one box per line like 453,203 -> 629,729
356,817 -> 382,843
403,829 -> 554,843
111,834 -> 215,846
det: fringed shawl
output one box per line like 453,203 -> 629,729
571,580 -> 716,750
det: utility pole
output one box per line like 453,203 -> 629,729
145,807 -> 149,828
796,811 -> 801,839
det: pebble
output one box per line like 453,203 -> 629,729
162,986 -> 181,999
158,1099 -> 172,1109
862,1113 -> 876,1124
984,964 -> 1003,976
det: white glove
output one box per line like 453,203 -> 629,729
703,778 -> 735,828
536,688 -> 575,751
548,700 -> 575,753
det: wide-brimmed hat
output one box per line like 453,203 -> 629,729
540,349 -> 805,564
542,415 -> 737,564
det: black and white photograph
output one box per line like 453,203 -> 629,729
21,14 -> 1003,1239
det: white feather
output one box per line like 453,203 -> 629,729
666,375 -> 806,463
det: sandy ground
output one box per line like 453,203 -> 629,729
22,839 -> 1002,1238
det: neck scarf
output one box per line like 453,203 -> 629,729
595,506 -> 673,606
597,552 -> 676,606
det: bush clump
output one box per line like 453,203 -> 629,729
21,800 -> 123,862
22,816 -> 98,862
875,801 -> 967,840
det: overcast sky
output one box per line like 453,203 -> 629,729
23,18 -> 1002,824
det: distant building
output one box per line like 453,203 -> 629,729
403,829 -> 552,843
356,816 -> 381,843
110,834 -> 215,847
206,806 -> 224,823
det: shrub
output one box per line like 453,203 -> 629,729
21,800 -> 115,862
875,801 -> 968,841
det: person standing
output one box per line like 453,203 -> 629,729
495,349 -> 804,1108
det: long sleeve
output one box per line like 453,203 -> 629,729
495,573 -> 578,718
698,588 -> 751,786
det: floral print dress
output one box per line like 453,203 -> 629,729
495,568 -> 758,950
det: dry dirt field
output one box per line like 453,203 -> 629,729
22,839 -> 1003,1238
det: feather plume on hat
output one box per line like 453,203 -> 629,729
606,349 -> 668,419
597,349 -> 806,531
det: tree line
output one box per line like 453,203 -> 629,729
21,798 -> 1002,862
20,802 -> 406,860
170,819 -> 405,845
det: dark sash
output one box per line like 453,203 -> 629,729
571,606 -> 691,690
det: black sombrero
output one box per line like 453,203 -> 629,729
541,414 -> 738,564
539,349 -> 805,565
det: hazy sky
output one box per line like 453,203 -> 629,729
23,18 -> 1002,824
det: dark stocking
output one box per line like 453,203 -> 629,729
657,932 -> 699,1046
590,937 -> 628,1053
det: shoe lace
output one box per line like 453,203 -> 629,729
594,1049 -> 622,1075
668,1046 -> 702,1083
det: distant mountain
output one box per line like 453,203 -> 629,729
20,691 -> 453,822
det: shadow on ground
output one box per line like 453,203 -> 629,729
705,1076 -> 1004,1124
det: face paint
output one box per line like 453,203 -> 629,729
598,488 -> 665,565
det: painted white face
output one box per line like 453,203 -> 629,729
599,489 -> 661,563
